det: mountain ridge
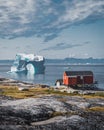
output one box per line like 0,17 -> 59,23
45,57 -> 104,64
0,57 -> 104,64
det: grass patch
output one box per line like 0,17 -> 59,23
89,106 -> 104,112
82,92 -> 104,99
0,85 -> 104,99
0,85 -> 79,98
0,85 -> 50,99
94,92 -> 104,97
51,111 -> 76,117
51,111 -> 64,117
45,89 -> 80,96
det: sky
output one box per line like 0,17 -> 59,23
0,0 -> 104,59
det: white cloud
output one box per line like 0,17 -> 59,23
0,0 -> 36,24
0,0 -> 104,40
54,0 -> 104,27
13,27 -> 28,34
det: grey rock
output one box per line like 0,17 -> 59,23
0,95 -> 104,130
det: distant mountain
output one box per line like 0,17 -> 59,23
0,58 -> 104,65
46,57 -> 104,64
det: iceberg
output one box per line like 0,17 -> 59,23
11,53 -> 45,74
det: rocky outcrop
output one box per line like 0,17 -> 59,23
0,78 -> 49,90
0,95 -> 104,130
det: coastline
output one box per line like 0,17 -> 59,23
0,78 -> 104,130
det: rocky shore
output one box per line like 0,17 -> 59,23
0,78 -> 104,130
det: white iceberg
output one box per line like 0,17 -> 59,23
11,53 -> 45,74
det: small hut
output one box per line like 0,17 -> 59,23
63,71 -> 93,86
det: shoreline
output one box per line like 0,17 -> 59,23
0,77 -> 104,130
0,77 -> 104,92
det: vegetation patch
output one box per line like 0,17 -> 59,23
0,85 -> 50,98
51,111 -> 76,118
45,89 -> 80,96
82,92 -> 104,99
0,85 -> 104,99
94,92 -> 104,97
89,106 -> 104,112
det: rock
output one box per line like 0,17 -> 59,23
0,95 -> 104,130
78,102 -> 91,109
79,90 -> 96,95
0,125 -> 28,130
68,115 -> 85,122
0,97 -> 70,124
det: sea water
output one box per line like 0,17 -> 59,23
0,61 -> 104,89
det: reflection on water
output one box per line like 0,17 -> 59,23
8,72 -> 45,84
27,73 -> 36,80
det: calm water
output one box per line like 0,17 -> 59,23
0,62 -> 104,89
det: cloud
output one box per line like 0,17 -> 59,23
41,42 -> 87,51
83,41 -> 90,44
0,0 -> 104,40
2,46 -> 8,49
44,34 -> 58,42
15,46 -> 20,50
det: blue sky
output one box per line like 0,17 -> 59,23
0,0 -> 104,59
